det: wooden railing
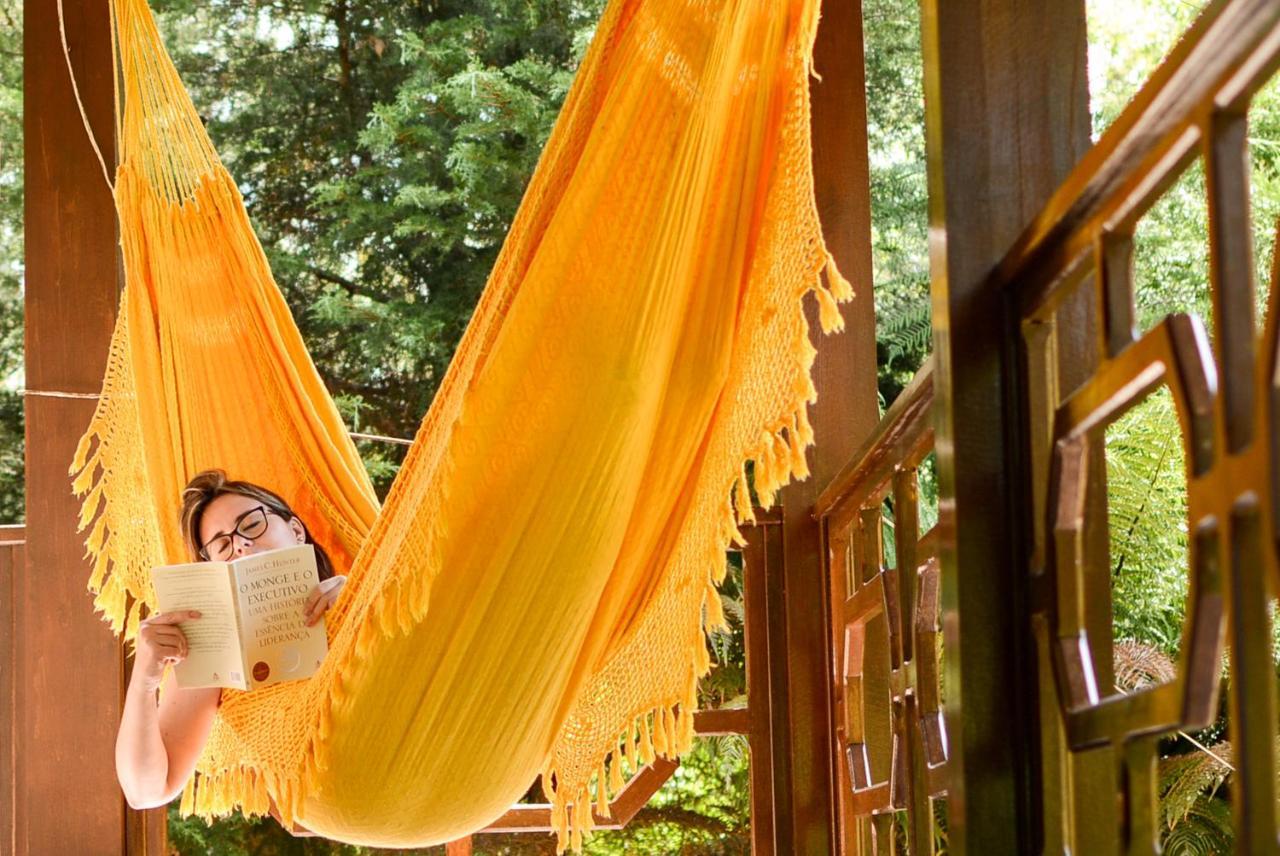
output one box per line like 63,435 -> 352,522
992,1 -> 1280,851
813,361 -> 943,853
1,525 -> 25,854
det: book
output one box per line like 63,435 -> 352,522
149,543 -> 329,691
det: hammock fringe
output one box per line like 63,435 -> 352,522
538,232 -> 854,847
74,0 -> 852,848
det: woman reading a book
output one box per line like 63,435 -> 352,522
115,469 -> 346,811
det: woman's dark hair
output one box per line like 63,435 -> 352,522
179,469 -> 335,581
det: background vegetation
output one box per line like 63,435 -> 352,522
1,0 -> 1273,851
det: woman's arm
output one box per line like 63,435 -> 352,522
115,611 -> 220,809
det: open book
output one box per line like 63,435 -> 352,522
149,544 -> 329,691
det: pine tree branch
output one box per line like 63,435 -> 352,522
304,264 -> 388,303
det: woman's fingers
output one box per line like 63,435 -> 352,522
137,612 -> 198,666
303,576 -> 347,625
304,592 -> 330,625
142,609 -> 201,626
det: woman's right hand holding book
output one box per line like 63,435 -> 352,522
134,610 -> 201,690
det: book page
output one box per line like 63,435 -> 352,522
231,544 -> 329,690
150,562 -> 246,690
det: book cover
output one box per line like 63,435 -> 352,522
150,544 -> 329,690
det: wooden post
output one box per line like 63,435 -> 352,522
19,1 -> 163,852
445,836 -> 473,856
741,513 -> 782,856
2,526 -> 25,852
919,0 -> 1089,852
772,0 -> 880,851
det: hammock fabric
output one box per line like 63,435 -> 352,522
74,0 -> 851,848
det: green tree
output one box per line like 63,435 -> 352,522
151,0 -> 604,494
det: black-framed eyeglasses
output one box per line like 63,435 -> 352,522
198,505 -> 279,561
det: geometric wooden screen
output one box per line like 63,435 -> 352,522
814,362 -> 945,854
1002,3 -> 1280,851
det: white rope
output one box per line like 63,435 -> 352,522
57,0 -> 115,192
350,431 -> 412,447
21,388 -> 102,400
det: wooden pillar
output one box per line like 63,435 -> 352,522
919,0 -> 1089,853
742,513 -> 782,856
771,0 -> 880,851
2,525 -> 25,851
19,1 -> 163,853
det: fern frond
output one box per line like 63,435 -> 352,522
1114,638 -> 1177,692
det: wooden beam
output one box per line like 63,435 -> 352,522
20,1 -> 164,853
772,0 -> 880,852
741,517 -> 780,856
919,0 -> 1090,853
482,758 -> 681,834
1,532 -> 24,853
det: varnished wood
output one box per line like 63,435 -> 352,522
920,1 -> 1091,853
444,836 -> 473,855
483,758 -> 681,833
742,518 -> 780,856
1009,0 -> 1280,321
1,533 -> 24,855
813,358 -> 935,526
817,361 -> 945,853
775,0 -> 881,852
21,0 -> 168,852
991,1 -> 1280,851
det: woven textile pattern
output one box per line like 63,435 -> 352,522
73,0 -> 852,848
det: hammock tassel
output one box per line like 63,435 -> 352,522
772,429 -> 792,482
682,671 -> 699,749
194,771 -> 213,818
815,281 -> 844,335
77,481 -> 105,532
796,403 -> 815,447
87,549 -> 111,593
94,576 -> 127,632
551,796 -> 569,853
70,429 -> 96,476
694,632 -> 712,674
704,582 -> 728,633
638,713 -> 654,765
788,413 -> 811,480
594,760 -> 610,817
609,746 -> 625,793
70,451 -> 99,496
180,776 -> 196,817
735,463 -> 756,525
355,615 -> 378,661
652,707 -> 670,759
825,250 -> 855,302
85,513 -> 109,556
124,598 -> 141,639
570,802 -> 585,853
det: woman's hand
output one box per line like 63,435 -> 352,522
134,610 -> 201,690
303,575 -> 347,626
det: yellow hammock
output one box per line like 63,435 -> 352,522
73,0 -> 852,849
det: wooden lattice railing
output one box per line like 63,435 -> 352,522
996,1 -> 1280,851
813,361 -> 944,853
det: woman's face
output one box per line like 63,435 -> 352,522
198,492 -> 305,561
